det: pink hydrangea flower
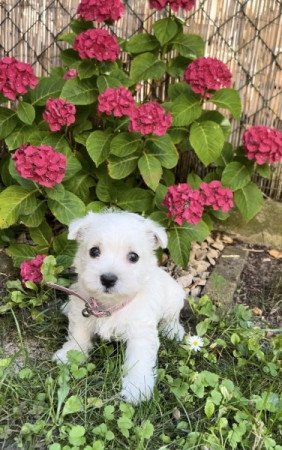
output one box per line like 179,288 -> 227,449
73,29 -> 120,61
129,102 -> 172,136
0,56 -> 38,101
149,0 -> 169,10
63,69 -> 78,80
163,183 -> 204,225
43,98 -> 76,132
200,180 -> 233,212
243,126 -> 282,165
98,87 -> 135,117
184,57 -> 232,98
170,0 -> 196,12
20,255 -> 47,284
12,144 -> 67,188
77,0 -> 125,22
149,0 -> 195,10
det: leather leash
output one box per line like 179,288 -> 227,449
46,282 -> 132,318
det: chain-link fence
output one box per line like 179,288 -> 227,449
1,0 -> 282,198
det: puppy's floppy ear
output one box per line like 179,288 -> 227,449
145,218 -> 168,249
68,212 -> 97,241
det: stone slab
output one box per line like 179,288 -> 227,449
202,245 -> 249,309
215,199 -> 282,250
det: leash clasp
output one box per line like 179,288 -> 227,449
82,299 -> 112,318
82,307 -> 91,317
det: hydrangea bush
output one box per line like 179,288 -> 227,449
0,0 -> 281,280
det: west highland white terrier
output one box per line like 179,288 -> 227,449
53,210 -> 185,404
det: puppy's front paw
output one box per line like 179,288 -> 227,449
53,342 -> 88,364
120,374 -> 155,404
53,349 -> 68,364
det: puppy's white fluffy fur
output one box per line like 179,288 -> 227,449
54,211 -> 185,404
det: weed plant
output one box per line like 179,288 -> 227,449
0,296 -> 281,449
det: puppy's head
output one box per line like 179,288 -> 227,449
68,211 -> 167,301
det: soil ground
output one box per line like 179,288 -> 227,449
234,245 -> 282,328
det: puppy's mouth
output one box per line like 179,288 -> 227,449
97,286 -> 120,299
95,287 -> 137,305
104,287 -> 114,294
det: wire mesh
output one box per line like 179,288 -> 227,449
0,0 -> 281,198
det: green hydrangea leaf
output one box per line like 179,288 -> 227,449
153,18 -> 179,46
97,75 -> 123,93
29,77 -> 64,106
30,221 -> 52,249
234,182 -> 264,222
221,161 -> 251,190
47,190 -> 86,225
138,154 -> 162,191
145,134 -> 179,169
210,88 -> 242,119
189,120 -> 225,166
108,155 -> 138,179
61,78 -> 97,105
130,52 -> 166,83
116,188 -> 153,212
0,107 -> 18,139
17,101 -> 35,125
0,186 -> 38,229
126,33 -> 160,53
199,110 -> 231,138
77,60 -> 98,79
168,227 -> 192,268
171,93 -> 202,126
256,163 -> 271,179
110,132 -> 141,157
172,33 -> 205,58
86,130 -> 113,167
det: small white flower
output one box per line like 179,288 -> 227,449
186,335 -> 204,352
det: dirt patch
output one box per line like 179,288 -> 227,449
0,249 -> 18,297
234,246 -> 282,327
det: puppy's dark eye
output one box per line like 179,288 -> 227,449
128,252 -> 139,263
89,247 -> 101,258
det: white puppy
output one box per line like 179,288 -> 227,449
53,210 -> 185,404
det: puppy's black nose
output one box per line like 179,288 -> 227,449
100,273 -> 118,288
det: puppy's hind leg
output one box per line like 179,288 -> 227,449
160,316 -> 185,342
160,287 -> 185,342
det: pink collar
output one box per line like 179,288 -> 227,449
46,283 -> 133,318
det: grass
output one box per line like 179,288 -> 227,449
0,295 -> 281,450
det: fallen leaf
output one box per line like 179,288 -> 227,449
172,408 -> 181,420
252,307 -> 263,316
266,331 -> 274,338
222,234 -> 233,244
268,249 -> 282,259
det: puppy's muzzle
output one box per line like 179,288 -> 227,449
100,273 -> 118,289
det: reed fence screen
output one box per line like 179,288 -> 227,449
1,0 -> 281,199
